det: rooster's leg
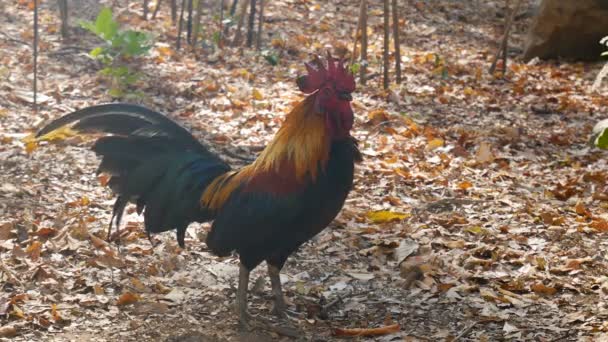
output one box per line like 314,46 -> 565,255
237,263 -> 252,327
268,264 -> 287,318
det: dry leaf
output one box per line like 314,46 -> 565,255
366,210 -> 411,223
426,138 -> 444,150
26,241 -> 42,261
0,325 -> 17,338
475,142 -> 494,164
252,88 -> 264,100
51,303 -> 62,321
117,292 -> 140,306
530,283 -> 557,296
457,181 -> 473,190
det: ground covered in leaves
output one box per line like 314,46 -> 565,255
2,0 -> 608,341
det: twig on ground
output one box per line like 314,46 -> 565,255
488,0 -> 523,75
0,259 -> 25,289
453,321 -> 478,341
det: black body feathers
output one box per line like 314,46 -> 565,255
37,104 -> 229,247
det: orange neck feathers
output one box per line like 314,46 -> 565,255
252,94 -> 330,180
202,93 -> 330,209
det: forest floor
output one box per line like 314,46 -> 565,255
2,0 -> 608,341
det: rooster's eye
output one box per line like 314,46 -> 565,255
338,92 -> 352,101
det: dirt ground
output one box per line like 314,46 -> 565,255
2,0 -> 608,341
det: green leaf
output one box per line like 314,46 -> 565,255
95,8 -> 118,41
349,63 -> 361,74
108,87 -> 124,98
595,128 -> 608,149
212,31 -> 221,46
89,47 -> 104,58
79,20 -> 97,33
120,31 -> 151,56
261,50 -> 279,66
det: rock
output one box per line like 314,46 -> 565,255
523,0 -> 608,61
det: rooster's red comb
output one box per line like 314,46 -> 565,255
296,52 -> 356,94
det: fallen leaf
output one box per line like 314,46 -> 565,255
252,88 -> 264,100
457,181 -> 473,190
0,325 -> 17,338
530,283 -> 557,296
393,239 -> 419,265
475,142 -> 494,164
574,201 -> 592,218
51,303 -> 62,322
426,138 -> 444,150
26,241 -> 42,261
117,292 -> 140,306
366,210 -> 411,223
34,227 -> 57,238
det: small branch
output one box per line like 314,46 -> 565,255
232,0 -> 249,46
453,321 -> 478,342
58,0 -> 69,38
229,0 -> 239,16
0,259 -> 25,289
382,0 -> 390,89
488,0 -> 523,76
176,0 -> 186,49
152,0 -> 163,19
33,0 -> 39,112
47,45 -> 89,57
360,0 -> 368,85
246,0 -> 257,47
0,31 -> 29,45
350,0 -> 364,66
143,0 -> 149,19
256,0 -> 264,50
186,0 -> 193,44
392,0 -> 401,83
171,0 -> 177,24
191,0 -> 204,50
219,0 -> 225,47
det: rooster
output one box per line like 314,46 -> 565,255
36,54 -> 360,327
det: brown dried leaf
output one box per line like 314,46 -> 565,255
530,283 -> 557,296
0,325 -> 17,338
117,292 -> 140,306
26,241 -> 42,261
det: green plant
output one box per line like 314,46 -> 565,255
592,119 -> 608,149
81,8 -> 152,98
591,36 -> 608,148
261,49 -> 279,66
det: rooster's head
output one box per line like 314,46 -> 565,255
296,53 -> 356,139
